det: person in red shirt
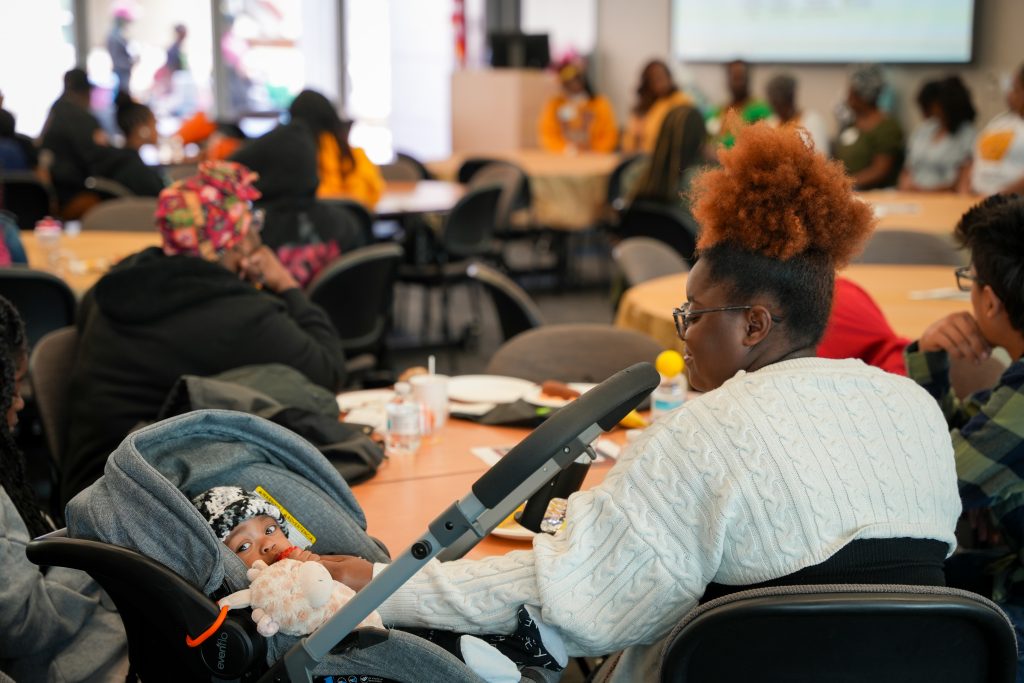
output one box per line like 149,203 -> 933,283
817,277 -> 910,375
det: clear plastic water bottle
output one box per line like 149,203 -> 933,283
385,382 -> 422,457
651,350 -> 687,419
33,216 -> 63,272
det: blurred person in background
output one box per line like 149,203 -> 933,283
538,56 -> 617,154
962,63 -> 1024,196
0,108 -> 37,173
706,59 -> 773,147
288,89 -> 383,207
622,59 -> 692,153
622,104 -> 707,213
40,68 -> 108,217
900,76 -> 977,192
106,4 -> 137,99
834,64 -> 905,189
91,93 -> 165,197
766,73 -> 829,156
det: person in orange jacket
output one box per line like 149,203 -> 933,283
538,57 -> 617,154
288,90 -> 383,207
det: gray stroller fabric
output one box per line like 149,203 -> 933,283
64,409 -> 488,680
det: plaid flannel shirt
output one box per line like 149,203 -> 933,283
906,341 -> 1024,600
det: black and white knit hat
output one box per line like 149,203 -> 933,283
191,486 -> 287,541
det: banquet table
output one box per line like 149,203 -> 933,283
859,191 -> 979,236
371,180 -> 466,220
349,414 -> 619,559
615,265 -> 969,353
427,150 -> 622,231
22,230 -> 161,295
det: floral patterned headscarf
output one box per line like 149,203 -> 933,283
155,160 -> 261,260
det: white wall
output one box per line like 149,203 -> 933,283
596,0 -> 1024,139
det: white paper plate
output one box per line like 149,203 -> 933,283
492,518 -> 536,541
448,375 -> 536,404
336,389 -> 394,413
523,383 -> 597,408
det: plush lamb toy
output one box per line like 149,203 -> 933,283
219,558 -> 384,637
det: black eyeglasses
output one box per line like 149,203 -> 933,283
955,266 -> 980,292
672,302 -> 782,338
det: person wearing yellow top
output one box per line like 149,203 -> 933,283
538,57 -> 617,154
288,89 -> 384,206
621,60 -> 692,153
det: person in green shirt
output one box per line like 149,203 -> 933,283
834,64 -> 905,189
706,59 -> 773,148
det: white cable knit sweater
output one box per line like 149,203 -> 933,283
378,358 -> 961,675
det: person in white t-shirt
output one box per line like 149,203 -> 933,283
962,63 -> 1024,196
900,76 -> 977,192
765,73 -> 829,156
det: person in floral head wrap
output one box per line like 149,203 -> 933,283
61,160 -> 346,502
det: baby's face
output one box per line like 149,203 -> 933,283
224,515 -> 290,567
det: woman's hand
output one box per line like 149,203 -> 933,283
318,555 -> 374,591
919,311 -> 991,363
240,246 -> 300,294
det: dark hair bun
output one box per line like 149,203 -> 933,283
692,122 -> 875,269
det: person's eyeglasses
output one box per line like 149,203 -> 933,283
672,302 -> 782,338
955,265 -> 980,292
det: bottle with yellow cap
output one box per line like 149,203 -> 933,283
651,349 -> 687,419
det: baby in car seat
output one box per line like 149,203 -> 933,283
193,487 -> 566,683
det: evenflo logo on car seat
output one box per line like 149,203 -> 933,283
216,632 -> 229,670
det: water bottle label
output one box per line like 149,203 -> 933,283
653,397 -> 684,412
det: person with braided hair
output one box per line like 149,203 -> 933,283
330,124 -> 961,681
0,296 -> 127,681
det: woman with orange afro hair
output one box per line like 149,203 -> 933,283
329,124 -> 962,682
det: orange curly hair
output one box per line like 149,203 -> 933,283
691,122 -> 875,268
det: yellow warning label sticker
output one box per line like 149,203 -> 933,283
254,486 -> 316,546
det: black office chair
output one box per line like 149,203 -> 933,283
605,153 -> 646,214
655,584 -> 1018,683
1,172 -> 57,230
0,268 -> 77,348
616,200 -> 699,265
395,151 -> 433,180
307,243 -> 403,383
398,185 -> 502,344
466,262 -> 544,342
29,326 -> 78,467
319,197 -> 374,244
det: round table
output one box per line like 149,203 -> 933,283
427,150 -> 622,231
614,265 -> 970,353
22,230 -> 161,295
859,191 -> 979,236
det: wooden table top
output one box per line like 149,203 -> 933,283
373,180 -> 466,219
22,230 -> 161,295
858,191 -> 979,236
350,416 -> 621,559
427,150 -> 622,182
615,264 -> 969,353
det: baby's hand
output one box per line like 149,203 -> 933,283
275,546 -> 321,563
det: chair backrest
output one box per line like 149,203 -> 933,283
81,196 -> 158,232
613,237 -> 689,288
442,185 -> 503,259
485,323 -> 662,383
659,583 -> 1018,683
84,175 -> 135,199
458,158 -> 531,208
855,229 -> 964,266
0,268 -> 77,348
380,156 -> 427,182
0,172 -> 56,230
163,162 -> 199,183
29,326 -> 78,465
606,153 -> 646,208
467,162 -> 530,233
321,198 -> 374,244
396,151 -> 433,180
466,262 -> 545,341
617,200 -> 699,265
307,243 -> 404,356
